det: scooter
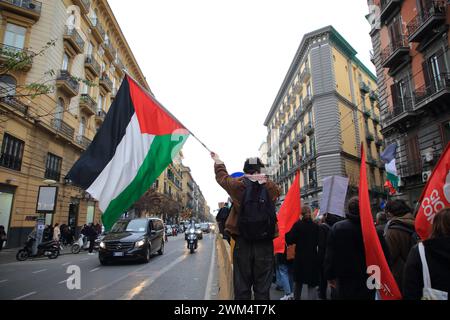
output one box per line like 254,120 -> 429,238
186,228 -> 198,254
16,236 -> 60,261
71,234 -> 100,254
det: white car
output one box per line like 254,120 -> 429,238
165,225 -> 173,236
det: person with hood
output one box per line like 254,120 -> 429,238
317,212 -> 344,300
403,208 -> 450,299
211,152 -> 281,300
286,206 -> 320,300
324,197 -> 390,300
384,199 -> 416,292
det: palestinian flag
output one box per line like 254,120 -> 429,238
66,75 -> 189,230
381,143 -> 399,193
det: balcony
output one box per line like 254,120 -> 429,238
369,90 -> 378,101
372,111 -> 381,123
308,180 -> 318,190
375,136 -> 383,147
414,73 -> 450,111
0,43 -> 33,71
84,55 -> 100,77
297,131 -> 306,143
305,122 -> 314,135
76,135 -> 92,150
379,0 -> 403,24
0,0 -> 41,22
51,118 -> 74,142
367,155 -> 377,166
383,98 -> 416,130
95,109 -> 106,125
79,93 -> 96,116
398,161 -> 422,178
300,66 -> 311,82
0,96 -> 29,115
300,186 -> 307,195
63,27 -> 85,56
289,94 -> 296,104
102,40 -> 116,62
303,94 -> 312,108
72,0 -> 90,14
359,81 -> 371,94
114,57 -> 125,75
282,101 -> 289,112
88,17 -> 105,43
381,35 -> 410,70
407,0 -> 447,43
56,70 -> 79,97
363,107 -> 372,117
366,131 -> 375,142
99,74 -> 113,93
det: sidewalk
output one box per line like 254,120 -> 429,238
0,248 -> 20,265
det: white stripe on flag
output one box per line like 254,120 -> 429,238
385,158 -> 397,176
87,114 -> 155,211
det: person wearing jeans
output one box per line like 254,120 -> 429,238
276,252 -> 294,299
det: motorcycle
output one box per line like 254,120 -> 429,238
16,236 -> 60,261
186,228 -> 198,254
71,234 -> 101,254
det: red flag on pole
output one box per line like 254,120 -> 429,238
415,142 -> 450,240
273,171 -> 301,254
359,144 -> 402,300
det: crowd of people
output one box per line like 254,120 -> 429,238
211,153 -> 450,300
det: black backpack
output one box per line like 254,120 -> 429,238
216,205 -> 231,236
385,220 -> 420,246
238,178 -> 277,241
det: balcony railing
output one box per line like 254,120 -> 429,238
56,70 -> 79,97
0,43 -> 33,71
79,93 -> 96,116
363,107 -> 372,117
0,96 -> 28,115
76,135 -> 92,150
407,0 -> 447,43
398,161 -> 422,177
379,0 -> 403,24
366,131 -> 375,141
303,94 -> 312,107
44,168 -> 61,182
114,57 -> 125,75
371,111 -> 381,123
300,66 -> 311,82
72,0 -> 90,14
359,81 -> 371,94
95,109 -> 106,124
297,131 -> 306,143
0,152 -> 22,171
99,74 -> 113,92
305,122 -> 314,135
102,40 -> 116,61
84,55 -> 100,76
0,0 -> 42,21
369,90 -> 378,101
384,97 -> 415,127
63,26 -> 85,54
380,35 -> 409,69
89,17 -> 104,43
51,118 -> 75,141
414,72 -> 450,108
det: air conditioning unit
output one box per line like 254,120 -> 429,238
422,171 -> 432,183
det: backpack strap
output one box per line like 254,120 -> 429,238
418,242 -> 432,290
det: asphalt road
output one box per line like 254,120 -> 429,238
0,232 -> 218,300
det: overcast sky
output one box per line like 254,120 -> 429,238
108,0 -> 374,215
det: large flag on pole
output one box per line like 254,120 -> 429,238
273,171 -> 301,254
415,142 -> 450,240
66,75 -> 189,230
381,143 -> 399,193
359,144 -> 402,300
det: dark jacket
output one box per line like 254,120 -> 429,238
318,214 -> 343,265
214,163 -> 281,238
286,218 -> 319,286
324,212 -> 391,300
403,237 -> 450,300
384,213 -> 416,292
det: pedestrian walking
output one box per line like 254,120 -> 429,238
324,197 -> 390,300
403,208 -> 450,300
211,152 -> 281,300
286,206 -> 320,300
53,223 -> 61,242
317,212 -> 344,300
0,225 -> 7,251
86,223 -> 98,255
384,200 -> 417,292
275,249 -> 294,300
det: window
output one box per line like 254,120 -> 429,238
306,83 -> 312,97
45,153 -> 62,181
3,23 -> 26,49
62,53 -> 69,71
309,136 -> 316,155
0,75 -> 17,98
97,94 -> 104,111
308,111 -> 313,124
79,116 -> 86,136
442,121 -> 450,147
0,133 -> 25,171
55,98 -> 64,122
87,42 -> 93,55
86,203 -> 95,225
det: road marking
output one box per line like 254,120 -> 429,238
58,280 -> 67,284
32,269 -> 47,274
62,262 -> 70,266
0,280 -> 8,284
81,258 -> 89,261
13,291 -> 37,300
204,235 -> 216,300
90,267 -> 100,273
119,253 -> 188,300
77,249 -> 181,300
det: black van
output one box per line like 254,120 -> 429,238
98,217 -> 164,265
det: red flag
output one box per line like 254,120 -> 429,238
415,142 -> 450,240
359,144 -> 402,300
273,171 -> 301,254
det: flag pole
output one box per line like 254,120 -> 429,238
122,71 -> 213,153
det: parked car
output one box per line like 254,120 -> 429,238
165,225 -> 173,236
200,223 -> 211,233
98,218 -> 165,265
